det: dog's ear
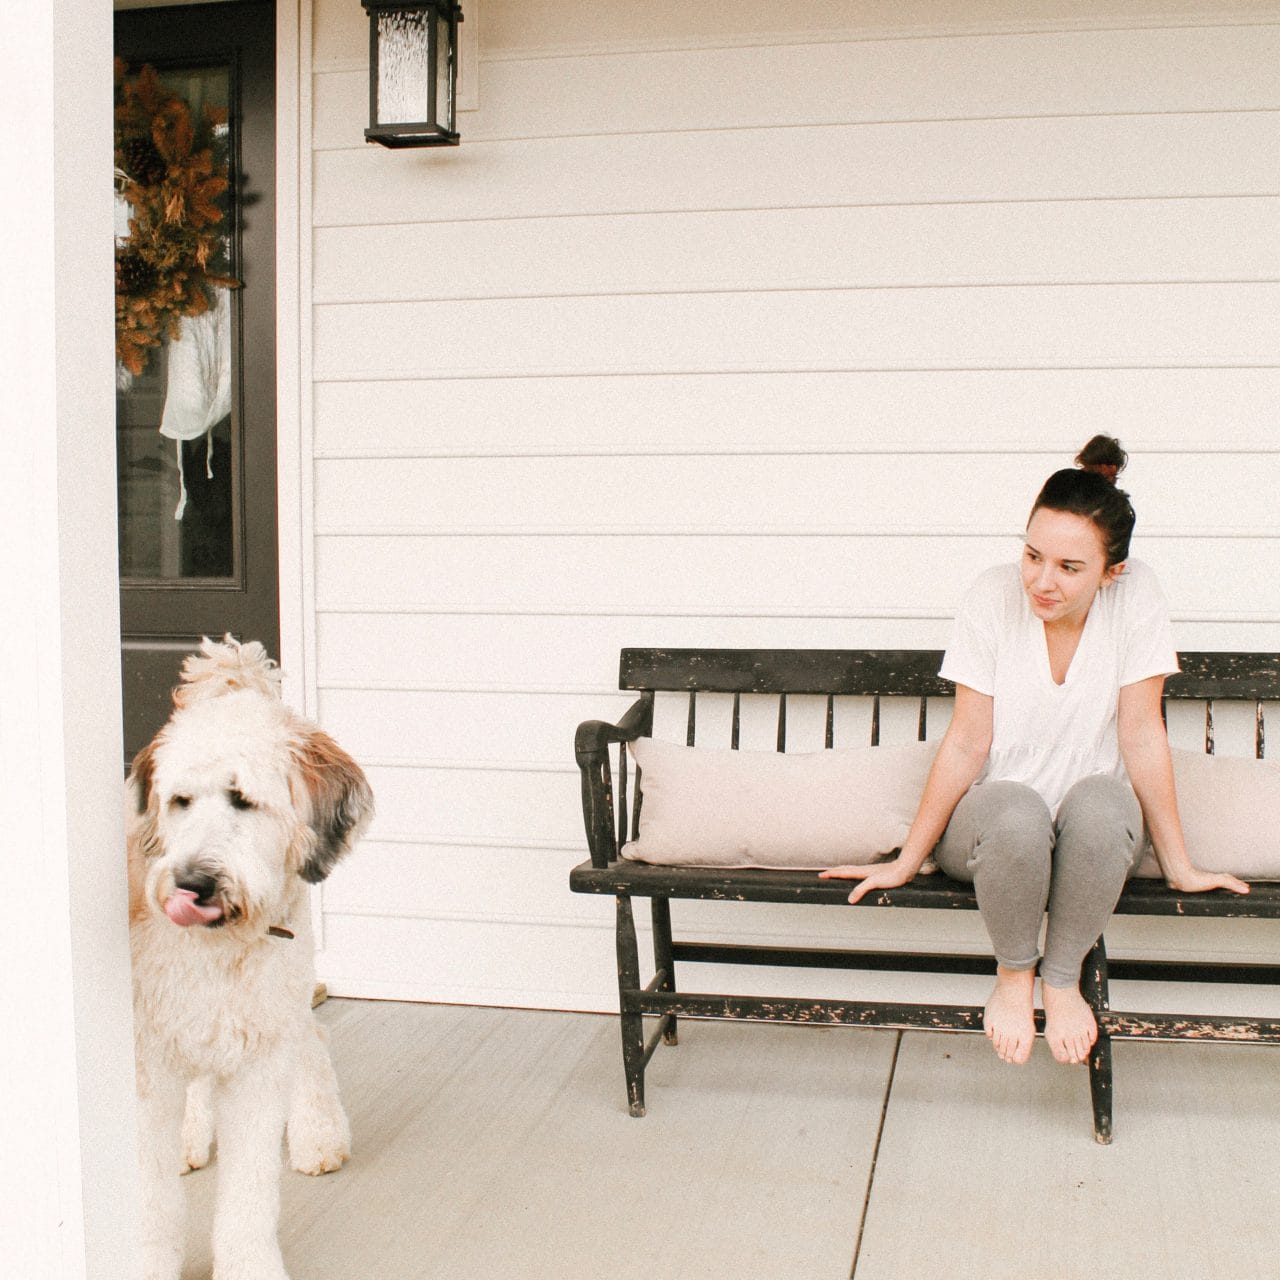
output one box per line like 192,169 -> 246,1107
291,728 -> 373,883
124,739 -> 163,889
127,740 -> 156,816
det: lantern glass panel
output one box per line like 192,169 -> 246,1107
377,9 -> 433,126
434,10 -> 452,127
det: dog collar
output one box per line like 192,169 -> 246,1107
267,925 -> 295,940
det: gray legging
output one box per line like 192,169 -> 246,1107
933,774 -> 1145,989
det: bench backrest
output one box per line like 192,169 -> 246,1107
619,648 -> 1280,756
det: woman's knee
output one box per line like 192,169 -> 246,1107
1055,773 -> 1143,871
939,782 -> 1052,877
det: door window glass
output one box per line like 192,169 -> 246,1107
115,61 -> 237,582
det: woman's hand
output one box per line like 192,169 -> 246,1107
1164,866 -> 1250,896
819,685 -> 992,908
819,858 -> 916,905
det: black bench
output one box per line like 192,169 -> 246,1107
570,648 -> 1280,1143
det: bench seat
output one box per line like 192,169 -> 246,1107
571,857 -> 1280,919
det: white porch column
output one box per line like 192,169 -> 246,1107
0,1 -> 141,1277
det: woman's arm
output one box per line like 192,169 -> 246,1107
1117,675 -> 1249,895
821,684 -> 994,904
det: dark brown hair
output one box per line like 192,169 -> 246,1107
1030,435 -> 1136,567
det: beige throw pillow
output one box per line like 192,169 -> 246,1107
620,736 -> 938,869
1132,748 -> 1280,880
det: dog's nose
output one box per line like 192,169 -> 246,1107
175,871 -> 219,904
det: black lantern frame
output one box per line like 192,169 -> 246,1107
362,1 -> 463,148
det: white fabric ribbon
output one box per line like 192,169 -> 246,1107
160,290 -> 231,520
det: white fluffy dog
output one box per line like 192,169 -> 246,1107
127,637 -> 373,1280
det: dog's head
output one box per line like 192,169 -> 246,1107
127,656 -> 373,934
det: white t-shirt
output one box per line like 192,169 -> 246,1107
939,558 -> 1179,817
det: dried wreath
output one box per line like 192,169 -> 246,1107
114,58 -> 239,377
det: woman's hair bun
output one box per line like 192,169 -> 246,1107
1074,434 -> 1127,485
1034,434 -> 1135,564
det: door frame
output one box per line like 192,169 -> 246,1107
273,0 -> 308,721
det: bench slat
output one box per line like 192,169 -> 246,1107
570,858 -> 1280,919
632,992 -> 1280,1045
633,989 -> 991,1033
1102,1012 -> 1280,1043
1165,652 -> 1280,700
620,648 -> 953,696
667,941 -> 1280,987
620,647 -> 1280,701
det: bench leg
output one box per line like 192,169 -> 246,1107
651,896 -> 679,1046
1081,936 -> 1114,1144
1087,1033 -> 1114,1145
615,894 -> 647,1117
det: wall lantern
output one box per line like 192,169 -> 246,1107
362,1 -> 463,147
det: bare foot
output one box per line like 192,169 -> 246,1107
984,967 -> 1037,1065
1041,980 -> 1097,1065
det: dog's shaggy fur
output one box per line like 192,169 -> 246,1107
127,638 -> 373,1280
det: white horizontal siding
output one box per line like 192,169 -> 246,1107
314,114 -> 1278,226
304,0 -> 1280,1008
314,368 -> 1280,456
313,23 -> 1280,148
314,284 -> 1280,381
315,0 -> 1280,65
318,687 -> 635,764
315,534 -> 1280,619
365,763 -> 579,848
315,198 -> 1280,303
314,452 -> 1280,535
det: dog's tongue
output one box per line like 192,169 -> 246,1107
164,888 -> 223,927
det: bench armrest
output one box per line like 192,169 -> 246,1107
574,696 -> 653,758
575,694 -> 653,869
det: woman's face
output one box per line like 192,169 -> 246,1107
1021,507 -> 1121,629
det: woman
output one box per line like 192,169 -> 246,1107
821,437 -> 1248,1067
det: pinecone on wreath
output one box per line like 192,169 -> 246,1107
116,250 -> 159,298
114,58 -> 240,377
121,134 -> 167,187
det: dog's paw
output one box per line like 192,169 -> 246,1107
289,1136 -> 350,1176
180,1133 -> 213,1173
286,1097 -> 351,1175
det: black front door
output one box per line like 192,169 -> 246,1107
115,0 -> 277,763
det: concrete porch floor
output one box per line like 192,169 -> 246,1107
179,997 -> 1280,1279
